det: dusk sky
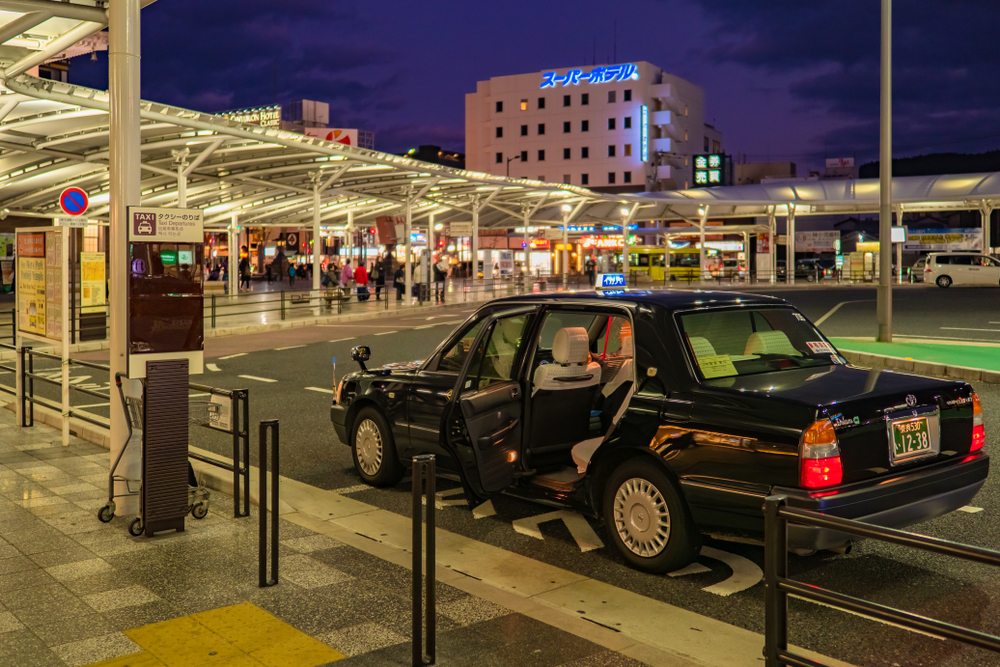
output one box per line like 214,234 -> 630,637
71,1 -> 1000,173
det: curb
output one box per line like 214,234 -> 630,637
839,349 -> 1000,385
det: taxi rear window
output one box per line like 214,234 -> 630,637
677,307 -> 840,380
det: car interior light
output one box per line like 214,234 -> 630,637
972,393 -> 985,452
800,419 -> 843,489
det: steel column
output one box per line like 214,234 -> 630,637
471,197 -> 480,283
877,0 -> 893,342
786,204 -> 796,286
698,206 -> 709,282
404,198 -> 412,303
312,180 -> 321,292
228,213 -> 238,297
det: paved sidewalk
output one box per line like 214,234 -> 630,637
0,404 -> 653,667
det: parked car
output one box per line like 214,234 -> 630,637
924,252 -> 1000,287
331,290 -> 988,573
708,257 -> 748,280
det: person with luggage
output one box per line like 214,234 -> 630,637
353,261 -> 369,301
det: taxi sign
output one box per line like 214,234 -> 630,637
595,273 -> 627,289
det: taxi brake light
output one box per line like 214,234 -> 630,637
800,419 -> 843,489
971,393 -> 985,452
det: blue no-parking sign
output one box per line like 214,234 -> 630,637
59,187 -> 89,216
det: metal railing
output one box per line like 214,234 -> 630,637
188,383 -> 250,518
764,495 -> 1000,666
20,347 -> 111,430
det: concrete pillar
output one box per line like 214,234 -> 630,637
786,205 -> 796,286
561,219 -> 569,287
522,208 -> 530,276
768,208 -> 777,283
312,184 -> 321,292
108,0 -> 142,513
663,233 -> 671,283
404,200 -> 412,301
471,197 -> 480,281
980,200 -> 994,252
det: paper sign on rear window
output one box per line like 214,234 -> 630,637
698,354 -> 738,379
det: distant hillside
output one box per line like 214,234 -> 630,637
860,150 -> 1000,178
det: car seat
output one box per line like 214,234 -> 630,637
745,331 -> 801,356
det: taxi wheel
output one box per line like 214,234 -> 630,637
603,460 -> 700,573
351,407 -> 404,487
936,275 -> 952,288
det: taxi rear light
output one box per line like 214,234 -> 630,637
971,393 -> 985,451
800,419 -> 843,489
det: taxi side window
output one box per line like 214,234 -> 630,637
465,315 -> 529,391
438,320 -> 486,373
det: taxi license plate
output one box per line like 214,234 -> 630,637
889,416 -> 934,462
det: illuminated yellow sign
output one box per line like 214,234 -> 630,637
220,105 -> 281,128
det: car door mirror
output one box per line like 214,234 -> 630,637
351,345 -> 371,371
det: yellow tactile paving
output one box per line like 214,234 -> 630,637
84,603 -> 344,667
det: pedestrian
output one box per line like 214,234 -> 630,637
370,258 -> 384,300
585,255 -> 597,287
341,259 -> 353,290
288,262 -> 296,287
238,249 -> 251,291
434,256 -> 449,303
325,262 -> 339,289
265,262 -> 272,284
394,263 -> 405,301
353,261 -> 369,301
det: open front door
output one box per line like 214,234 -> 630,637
441,308 -> 535,504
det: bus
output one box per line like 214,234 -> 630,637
629,246 -> 711,281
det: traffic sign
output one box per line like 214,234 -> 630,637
59,187 -> 89,216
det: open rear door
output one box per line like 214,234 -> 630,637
441,308 -> 535,504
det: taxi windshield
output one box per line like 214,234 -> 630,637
677,307 -> 839,380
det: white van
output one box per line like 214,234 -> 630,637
924,252 -> 1000,287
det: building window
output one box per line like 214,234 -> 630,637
581,146 -> 589,159
581,120 -> 589,132
538,149 -> 545,161
84,225 -> 100,252
563,148 -> 571,160
496,101 -> 503,113
608,145 -> 616,157
496,152 -> 503,163
624,89 -> 632,102
608,118 -> 616,130
563,121 -> 571,133
624,144 -> 632,157
684,130 -> 689,141
495,127 -> 503,138
581,173 -> 589,185
563,175 -> 571,184
520,99 -> 528,111
538,123 -> 545,135
538,97 -> 546,109
520,125 -> 528,136
520,150 -> 528,162
538,176 -> 545,181
704,136 -> 709,151
624,116 -> 632,129
563,94 -> 570,107
608,172 -> 616,184
581,93 -> 589,105
608,90 -> 616,103
624,171 -> 632,184
684,105 -> 689,116
713,139 -> 721,153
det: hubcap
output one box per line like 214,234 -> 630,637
355,418 -> 383,476
613,477 -> 671,558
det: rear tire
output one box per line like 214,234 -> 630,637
603,458 -> 700,573
351,407 -> 405,487
936,275 -> 952,288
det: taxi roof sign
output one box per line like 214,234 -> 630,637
595,273 -> 627,290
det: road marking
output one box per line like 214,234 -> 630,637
373,331 -> 397,336
304,386 -> 334,394
331,484 -> 372,495
668,562 -> 711,577
328,337 -> 355,343
206,363 -> 220,372
958,506 -> 984,513
424,487 -> 466,509
219,353 -> 247,360
414,325 -> 436,329
699,547 -> 763,597
238,374 -> 277,383
512,510 -> 604,552
814,300 -> 872,326
940,327 -> 1000,333
274,344 -> 306,351
473,500 -> 496,519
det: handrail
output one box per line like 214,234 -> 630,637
763,495 -> 1000,666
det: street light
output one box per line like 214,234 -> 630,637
506,154 -> 521,177
620,206 -> 631,276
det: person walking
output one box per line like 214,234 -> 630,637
265,262 -> 272,284
370,259 -> 385,300
288,262 -> 296,287
353,261 -> 369,301
394,263 -> 405,301
434,256 -> 449,303
585,255 -> 597,287
341,259 -> 353,290
238,249 -> 251,291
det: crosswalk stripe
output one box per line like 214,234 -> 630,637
238,374 -> 277,383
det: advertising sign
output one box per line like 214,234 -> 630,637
794,230 -> 840,252
375,215 -> 405,244
81,252 -> 105,313
128,207 -> 204,243
16,232 -> 45,336
693,154 -> 731,187
450,222 -> 473,237
219,105 -> 281,127
304,127 -> 358,145
825,157 -> 855,168
45,232 -> 62,341
0,233 -> 12,258
0,260 -> 12,291
903,229 -> 981,252
757,234 -> 771,254
498,250 -> 514,276
541,64 -> 639,88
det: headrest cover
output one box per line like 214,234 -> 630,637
552,327 -> 590,364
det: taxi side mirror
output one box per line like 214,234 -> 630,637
351,346 -> 371,371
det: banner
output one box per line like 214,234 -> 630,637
498,250 -> 514,276
794,230 -> 840,252
375,215 -> 405,244
903,228 -> 982,252
81,252 -> 105,314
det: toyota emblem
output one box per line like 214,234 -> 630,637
905,394 -> 917,408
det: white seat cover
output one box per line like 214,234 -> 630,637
533,327 -> 600,395
745,330 -> 801,356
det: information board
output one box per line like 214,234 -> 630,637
44,232 -> 62,341
81,252 -> 105,313
128,207 -> 204,243
498,250 -> 514,276
16,232 -> 46,337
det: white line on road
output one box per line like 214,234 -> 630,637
413,325 -> 436,329
373,331 -> 397,335
814,300 -> 872,326
206,363 -> 220,372
473,500 -> 496,519
238,374 -> 277,383
304,386 -> 334,394
512,510 -> 604,552
274,344 -> 307,351
219,353 -> 247,360
795,596 -> 943,640
940,327 -> 1000,333
958,506 -> 984,513
328,338 -> 355,343
699,546 -> 763,597
331,484 -> 372,495
668,562 -> 712,577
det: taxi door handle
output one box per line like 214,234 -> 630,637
510,386 -> 521,399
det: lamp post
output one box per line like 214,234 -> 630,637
506,155 -> 521,178
561,204 -> 571,286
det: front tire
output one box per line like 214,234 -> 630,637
351,407 -> 405,487
603,459 -> 700,573
936,275 -> 952,288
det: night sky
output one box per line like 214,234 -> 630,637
69,0 -> 1000,173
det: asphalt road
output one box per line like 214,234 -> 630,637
10,284 -> 1000,666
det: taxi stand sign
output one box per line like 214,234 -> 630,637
595,273 -> 627,290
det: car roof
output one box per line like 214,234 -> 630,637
928,251 -> 982,255
486,288 -> 788,312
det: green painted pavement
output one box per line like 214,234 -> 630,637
829,338 -> 1000,372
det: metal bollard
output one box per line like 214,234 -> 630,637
411,454 -> 436,666
763,495 -> 789,667
259,420 -> 279,587
211,294 -> 216,329
280,291 -> 286,320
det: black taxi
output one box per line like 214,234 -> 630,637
330,289 -> 989,573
